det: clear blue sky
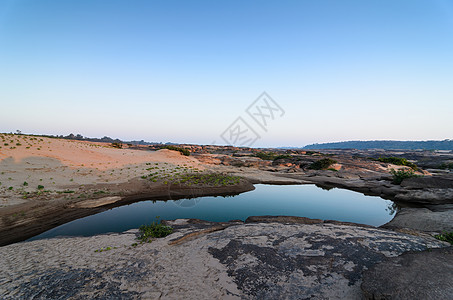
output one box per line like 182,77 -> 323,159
1,0 -> 452,147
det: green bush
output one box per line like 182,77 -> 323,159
254,152 -> 292,161
438,162 -> 453,170
390,168 -> 417,185
309,158 -> 337,170
304,151 -> 317,156
273,154 -> 292,161
434,231 -> 453,245
111,142 -> 123,149
161,145 -> 190,156
378,157 -> 418,170
254,152 -> 277,160
138,217 -> 173,242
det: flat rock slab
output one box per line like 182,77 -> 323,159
401,176 -> 453,189
361,247 -> 453,299
0,221 -> 448,299
69,196 -> 122,208
383,207 -> 453,232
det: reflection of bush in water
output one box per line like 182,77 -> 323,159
386,202 -> 399,215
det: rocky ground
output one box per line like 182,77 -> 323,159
0,217 -> 450,300
197,149 -> 453,234
1,135 -> 453,298
361,246 -> 453,299
2,136 -> 453,245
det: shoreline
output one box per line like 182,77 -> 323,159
0,180 -> 255,246
2,170 -> 452,247
1,136 -> 452,248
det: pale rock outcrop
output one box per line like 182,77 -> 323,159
0,218 -> 448,299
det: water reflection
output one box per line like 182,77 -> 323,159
28,184 -> 397,241
386,202 -> 400,215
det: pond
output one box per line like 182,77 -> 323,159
28,184 -> 397,241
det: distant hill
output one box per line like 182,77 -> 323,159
303,140 -> 453,150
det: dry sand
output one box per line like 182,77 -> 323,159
0,134 -> 204,207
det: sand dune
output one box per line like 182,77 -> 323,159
0,134 -> 204,207
0,134 -> 200,170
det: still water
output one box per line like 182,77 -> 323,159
29,184 -> 396,240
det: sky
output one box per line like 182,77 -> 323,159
0,0 -> 452,147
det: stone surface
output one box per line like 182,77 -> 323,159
70,196 -> 122,208
361,247 -> 453,300
394,188 -> 453,204
0,220 -> 448,299
401,176 -> 453,189
382,207 -> 453,232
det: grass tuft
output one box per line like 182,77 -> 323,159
138,217 -> 173,243
434,231 -> 453,245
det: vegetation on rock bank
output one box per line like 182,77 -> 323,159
138,217 -> 173,243
309,158 -> 337,170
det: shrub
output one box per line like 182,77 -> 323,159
273,154 -> 292,161
37,185 -> 44,190
254,152 -> 277,160
308,158 -> 337,170
390,169 -> 417,185
378,157 -> 418,170
111,142 -> 123,149
138,217 -> 173,242
161,145 -> 190,156
434,231 -> 453,245
438,162 -> 453,170
254,152 -> 292,161
304,151 -> 317,156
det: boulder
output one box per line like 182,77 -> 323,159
361,247 -> 453,299
382,207 -> 453,232
401,176 -> 453,189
